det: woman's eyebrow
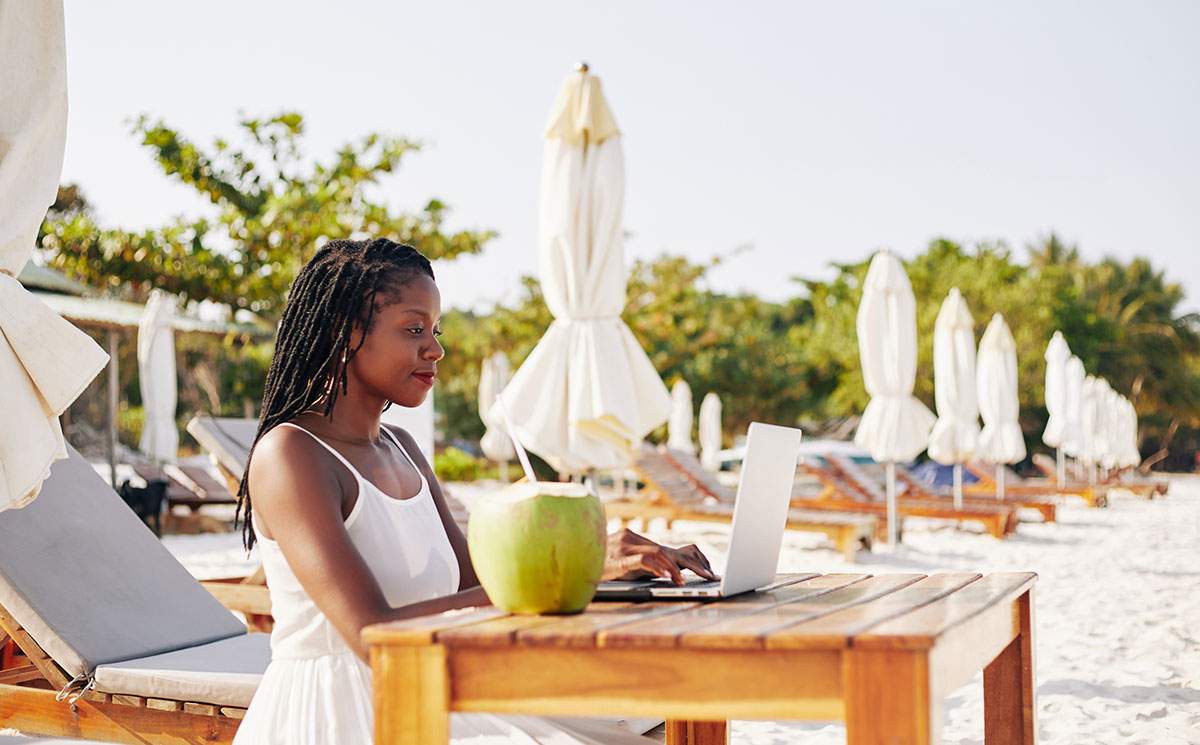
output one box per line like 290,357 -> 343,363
394,307 -> 438,321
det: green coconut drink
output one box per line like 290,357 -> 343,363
467,481 -> 606,615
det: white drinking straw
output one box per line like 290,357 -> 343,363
493,395 -> 537,484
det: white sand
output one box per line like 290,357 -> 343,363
9,479 -> 1195,743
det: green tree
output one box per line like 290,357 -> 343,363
39,112 -> 495,316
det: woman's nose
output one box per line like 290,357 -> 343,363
424,337 -> 445,362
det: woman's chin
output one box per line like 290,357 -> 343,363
389,387 -> 431,409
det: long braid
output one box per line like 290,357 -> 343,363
237,238 -> 434,550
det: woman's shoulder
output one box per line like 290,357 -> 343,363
249,423 -> 344,500
382,424 -> 431,470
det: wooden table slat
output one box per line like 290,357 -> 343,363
599,573 -> 902,649
517,600 -> 706,647
437,603 -> 635,647
678,573 -> 874,649
853,572 -> 1037,650
765,572 -> 982,650
361,606 -> 508,646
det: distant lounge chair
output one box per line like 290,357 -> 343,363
1029,453 -> 1164,499
0,445 -> 268,743
970,457 -> 1108,507
892,464 -> 1058,523
604,444 -> 878,562
798,455 -> 1020,540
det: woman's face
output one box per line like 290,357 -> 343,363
346,273 -> 444,409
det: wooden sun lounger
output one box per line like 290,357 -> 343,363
804,456 -> 1020,540
605,444 -> 878,562
0,446 -> 266,744
971,457 -> 1108,507
1029,453 -> 1164,499
894,466 -> 1058,523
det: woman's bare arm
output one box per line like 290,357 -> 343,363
250,426 -> 488,661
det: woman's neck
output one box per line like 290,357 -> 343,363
301,386 -> 388,445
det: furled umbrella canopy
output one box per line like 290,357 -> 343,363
137,290 -> 179,461
854,250 -> 934,544
1121,397 -> 1141,468
667,380 -> 695,454
500,69 -> 671,473
1042,331 -> 1072,449
1078,376 -> 1100,468
1060,355 -> 1087,460
853,251 -> 936,463
478,351 -> 515,463
927,288 -> 980,465
0,1 -> 109,511
698,392 -> 723,472
976,314 -> 1025,465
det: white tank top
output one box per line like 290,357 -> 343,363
253,423 -> 461,660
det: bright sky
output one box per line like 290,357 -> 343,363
61,1 -> 1200,313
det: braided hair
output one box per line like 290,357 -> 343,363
237,238 -> 435,550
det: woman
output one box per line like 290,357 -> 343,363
232,238 -> 716,744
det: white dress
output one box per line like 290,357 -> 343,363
233,423 -> 653,745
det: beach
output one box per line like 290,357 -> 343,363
6,478 -> 1196,744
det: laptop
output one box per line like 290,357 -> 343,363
594,421 -> 803,600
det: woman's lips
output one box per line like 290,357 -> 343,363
412,371 -> 436,387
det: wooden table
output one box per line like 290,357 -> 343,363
364,572 -> 1036,745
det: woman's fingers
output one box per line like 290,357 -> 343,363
674,546 -> 719,581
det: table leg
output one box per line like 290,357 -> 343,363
665,720 -> 729,745
844,649 -> 937,745
373,645 -> 450,745
984,589 -> 1036,744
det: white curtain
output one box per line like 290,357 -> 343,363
137,290 -> 179,461
927,287 -> 979,465
976,313 -> 1025,464
501,71 -> 671,473
0,1 -> 109,510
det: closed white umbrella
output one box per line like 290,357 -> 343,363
137,290 -> 179,461
0,1 -> 109,511
500,67 -> 671,473
1042,331 -> 1072,487
853,251 -> 935,545
1060,355 -> 1086,464
667,380 -> 695,454
1122,397 -> 1141,469
1078,375 -> 1100,482
478,352 -> 516,476
927,287 -> 979,509
1092,379 -> 1116,473
976,313 -> 1025,498
698,392 -> 722,472
1099,382 -> 1121,472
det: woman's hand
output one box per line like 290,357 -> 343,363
602,528 -> 719,585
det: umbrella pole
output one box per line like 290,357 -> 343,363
1056,447 -> 1065,488
952,463 -> 963,510
996,464 -> 1005,500
885,462 -> 898,546
106,329 -> 120,491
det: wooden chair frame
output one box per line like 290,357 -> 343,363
0,599 -> 244,744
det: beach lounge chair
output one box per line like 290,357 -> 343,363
0,445 -> 268,743
1029,453 -> 1164,499
891,464 -> 1058,523
970,457 -> 1108,507
799,455 -> 1020,539
604,444 -> 878,562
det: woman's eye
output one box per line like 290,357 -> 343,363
408,327 -> 424,336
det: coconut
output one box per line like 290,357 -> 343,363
467,480 -> 606,615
